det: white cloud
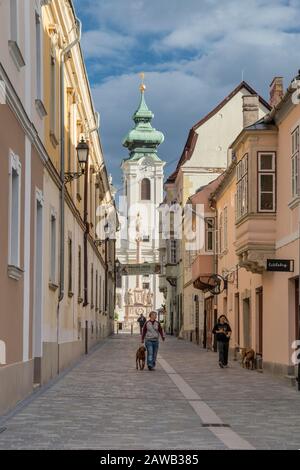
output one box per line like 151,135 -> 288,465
73,0 -> 300,186
81,30 -> 134,59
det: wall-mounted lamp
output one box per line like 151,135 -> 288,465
64,137 -> 89,184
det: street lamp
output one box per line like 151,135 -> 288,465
64,137 -> 89,184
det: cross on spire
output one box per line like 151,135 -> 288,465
140,72 -> 146,93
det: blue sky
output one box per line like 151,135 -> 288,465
73,0 -> 300,191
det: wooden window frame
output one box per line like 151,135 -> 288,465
257,152 -> 276,213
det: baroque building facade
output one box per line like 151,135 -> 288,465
116,82 -> 165,329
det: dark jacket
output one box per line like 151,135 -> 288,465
137,316 -> 146,327
212,322 -> 231,342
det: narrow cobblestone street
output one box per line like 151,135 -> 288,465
0,335 -> 300,450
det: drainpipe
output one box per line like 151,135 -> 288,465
83,162 -> 89,307
83,112 -> 100,308
57,17 -> 82,374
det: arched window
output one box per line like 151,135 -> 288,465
141,178 -> 151,200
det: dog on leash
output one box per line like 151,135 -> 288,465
241,348 -> 255,370
136,345 -> 146,370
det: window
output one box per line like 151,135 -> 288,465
95,184 -> 98,230
170,239 -> 177,264
78,246 -> 82,300
10,0 -> 18,42
89,168 -> 95,227
91,264 -> 94,308
142,235 -> 150,242
9,151 -> 21,267
236,154 -> 248,220
99,275 -> 102,309
141,178 -> 150,200
161,254 -> 166,275
102,279 -> 105,312
258,152 -> 276,212
68,237 -> 73,294
224,207 -> 228,250
50,53 -> 57,143
116,270 -> 122,288
292,127 -> 299,198
35,12 -> 42,100
143,282 -> 150,290
96,270 -> 98,310
205,217 -> 214,252
8,0 -> 25,70
50,211 -> 56,283
219,212 -> 223,253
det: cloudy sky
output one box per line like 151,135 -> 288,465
73,0 -> 300,190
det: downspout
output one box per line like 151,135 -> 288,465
57,17 -> 82,374
83,112 -> 100,307
83,161 -> 89,307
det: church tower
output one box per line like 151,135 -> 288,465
116,76 -> 165,328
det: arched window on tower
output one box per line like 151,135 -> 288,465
141,178 -> 151,200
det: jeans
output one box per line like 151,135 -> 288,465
217,341 -> 229,365
145,340 -> 159,368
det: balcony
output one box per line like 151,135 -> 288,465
192,254 -> 214,291
159,275 -> 167,296
165,264 -> 178,287
235,214 -> 276,273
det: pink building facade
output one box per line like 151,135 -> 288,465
192,74 -> 300,383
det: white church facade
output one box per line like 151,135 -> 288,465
116,80 -> 165,330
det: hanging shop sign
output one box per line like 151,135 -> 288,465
266,259 -> 294,272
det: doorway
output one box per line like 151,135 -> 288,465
243,297 -> 251,348
295,278 -> 299,341
234,293 -> 240,347
204,296 -> 214,349
256,287 -> 263,355
195,296 -> 199,345
33,195 -> 43,385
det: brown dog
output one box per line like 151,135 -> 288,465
136,345 -> 146,370
241,348 -> 255,369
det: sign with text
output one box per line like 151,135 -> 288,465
120,263 -> 161,276
266,259 -> 294,272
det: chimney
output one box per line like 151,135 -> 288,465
242,95 -> 259,128
269,77 -> 284,108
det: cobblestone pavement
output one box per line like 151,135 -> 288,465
0,335 -> 300,450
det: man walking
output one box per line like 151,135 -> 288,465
141,311 -> 165,371
137,313 -> 146,335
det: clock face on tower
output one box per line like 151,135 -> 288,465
142,157 -> 154,172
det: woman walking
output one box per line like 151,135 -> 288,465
212,315 -> 232,368
141,311 -> 165,371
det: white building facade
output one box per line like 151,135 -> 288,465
116,84 -> 165,329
